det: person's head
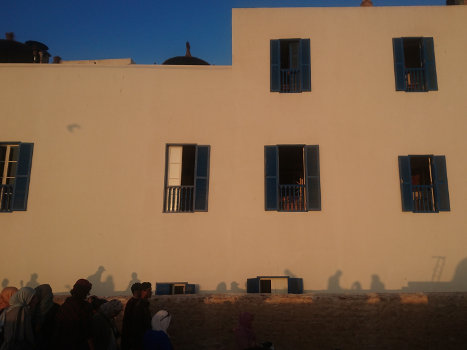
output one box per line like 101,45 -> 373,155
99,299 -> 123,319
0,287 -> 19,309
34,284 -> 54,313
131,283 -> 142,298
9,287 -> 36,309
151,310 -> 171,333
141,282 -> 152,299
89,295 -> 107,313
70,279 -> 92,300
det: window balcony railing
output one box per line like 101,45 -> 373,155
279,184 -> 306,212
412,184 -> 435,212
165,186 -> 194,213
405,68 -> 426,92
0,184 -> 14,212
280,69 -> 301,93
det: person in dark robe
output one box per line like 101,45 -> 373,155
33,284 -> 60,350
0,287 -> 37,350
53,279 -> 94,350
121,283 -> 142,350
91,299 -> 123,350
129,282 -> 152,350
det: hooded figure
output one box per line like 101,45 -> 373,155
143,310 -> 173,350
0,287 -> 36,350
0,287 -> 18,311
33,284 -> 59,350
92,299 -> 123,350
54,279 -> 94,350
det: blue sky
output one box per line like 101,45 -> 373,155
1,0 -> 445,65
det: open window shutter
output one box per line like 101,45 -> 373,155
194,145 -> 210,211
12,143 -> 33,211
247,278 -> 260,293
305,145 -> 321,211
156,283 -> 172,295
265,146 -> 278,211
300,39 -> 311,92
422,37 -> 438,91
288,278 -> 304,294
398,156 -> 413,212
185,284 -> 196,294
392,38 -> 406,91
432,156 -> 450,211
270,40 -> 280,92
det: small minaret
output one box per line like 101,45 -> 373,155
185,42 -> 192,57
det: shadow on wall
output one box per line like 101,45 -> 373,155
214,281 -> 245,293
404,256 -> 467,292
325,270 -> 386,293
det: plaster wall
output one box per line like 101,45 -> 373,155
1,6 -> 466,295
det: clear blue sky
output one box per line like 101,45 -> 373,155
1,0 -> 445,65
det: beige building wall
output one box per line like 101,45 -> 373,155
1,5 -> 466,295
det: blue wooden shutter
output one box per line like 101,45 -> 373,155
247,278 -> 259,293
305,145 -> 321,211
393,38 -> 406,91
422,37 -> 438,91
270,40 -> 280,92
194,145 -> 210,211
432,156 -> 450,211
185,284 -> 196,294
265,146 -> 278,211
300,39 -> 311,92
12,143 -> 33,211
156,283 -> 172,295
288,278 -> 304,294
398,156 -> 413,212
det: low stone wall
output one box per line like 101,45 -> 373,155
56,293 -> 467,349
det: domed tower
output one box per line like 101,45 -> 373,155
162,42 -> 209,65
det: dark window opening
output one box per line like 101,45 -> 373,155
410,156 -> 435,212
173,285 -> 185,295
181,145 -> 196,186
278,145 -> 306,211
260,279 -> 271,293
403,38 -> 422,68
280,40 -> 299,70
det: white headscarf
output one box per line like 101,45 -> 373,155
151,310 -> 171,333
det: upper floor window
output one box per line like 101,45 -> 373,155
270,39 -> 311,93
398,155 -> 449,213
164,144 -> 210,213
0,142 -> 34,212
265,145 -> 320,212
393,37 -> 438,92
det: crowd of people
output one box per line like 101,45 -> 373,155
0,279 -> 173,350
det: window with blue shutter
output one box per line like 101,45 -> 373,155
265,145 -> 321,212
0,142 -> 33,212
392,37 -> 438,92
270,39 -> 311,93
398,155 -> 449,213
164,144 -> 210,213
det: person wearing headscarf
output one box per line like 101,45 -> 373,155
0,287 -> 18,312
53,279 -> 94,350
121,283 -> 142,350
91,299 -> 123,350
143,310 -> 173,350
33,284 -> 60,350
88,296 -> 108,315
0,287 -> 37,350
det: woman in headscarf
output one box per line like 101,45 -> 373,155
91,299 -> 123,350
0,287 -> 37,350
54,279 -> 94,350
143,310 -> 173,350
33,284 -> 59,350
0,287 -> 18,312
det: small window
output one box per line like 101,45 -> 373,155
164,144 -> 210,213
393,37 -> 438,92
0,142 -> 33,212
265,145 -> 321,212
398,155 -> 450,213
247,276 -> 303,294
270,39 -> 311,93
155,282 -> 196,295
